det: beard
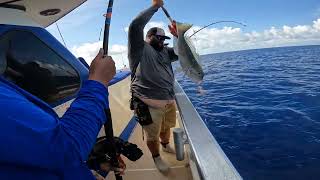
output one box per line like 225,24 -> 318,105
150,39 -> 164,51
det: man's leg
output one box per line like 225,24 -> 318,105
144,107 -> 162,156
160,103 -> 176,153
146,140 -> 160,156
159,129 -> 170,144
144,107 -> 169,172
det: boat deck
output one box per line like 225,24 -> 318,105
53,77 -> 194,180
107,121 -> 193,180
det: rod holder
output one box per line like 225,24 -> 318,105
173,128 -> 187,161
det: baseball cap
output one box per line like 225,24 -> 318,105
146,27 -> 171,40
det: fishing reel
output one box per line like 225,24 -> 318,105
87,136 -> 143,171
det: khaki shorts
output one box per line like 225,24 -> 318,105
143,103 -> 176,141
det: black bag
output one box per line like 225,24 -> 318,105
130,60 -> 153,126
130,96 -> 153,126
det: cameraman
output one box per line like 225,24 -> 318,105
0,49 -> 117,179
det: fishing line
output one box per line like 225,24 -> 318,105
189,20 -> 247,38
98,27 -> 103,41
120,27 -> 129,68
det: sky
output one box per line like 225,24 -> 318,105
47,0 -> 320,69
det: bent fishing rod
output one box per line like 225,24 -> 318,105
189,21 -> 247,38
102,0 -> 123,180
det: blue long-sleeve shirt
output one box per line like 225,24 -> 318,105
0,76 -> 109,179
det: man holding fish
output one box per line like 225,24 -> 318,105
128,0 -> 204,172
128,0 -> 179,173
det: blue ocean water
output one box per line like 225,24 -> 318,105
175,45 -> 320,180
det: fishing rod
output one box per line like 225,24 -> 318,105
102,0 -> 123,180
161,6 -> 173,24
189,21 -> 247,38
161,6 -> 179,38
103,0 -> 113,54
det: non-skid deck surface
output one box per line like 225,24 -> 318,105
107,124 -> 193,180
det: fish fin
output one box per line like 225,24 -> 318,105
183,72 -> 187,79
185,67 -> 191,76
181,67 -> 190,79
173,36 -> 179,55
197,85 -> 207,95
174,66 -> 183,73
198,58 -> 202,66
195,52 -> 201,62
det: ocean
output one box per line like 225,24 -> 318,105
175,45 -> 320,180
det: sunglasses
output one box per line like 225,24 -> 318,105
154,35 -> 166,41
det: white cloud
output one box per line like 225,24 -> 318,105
188,18 -> 320,54
146,21 -> 166,29
71,21 -> 171,69
71,18 -> 320,68
313,19 -> 320,31
124,21 -> 173,39
71,41 -> 128,69
124,27 -> 129,33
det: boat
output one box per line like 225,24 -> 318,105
0,0 -> 242,179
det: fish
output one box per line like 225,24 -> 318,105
174,22 -> 204,83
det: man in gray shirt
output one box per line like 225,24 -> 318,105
128,0 -> 178,172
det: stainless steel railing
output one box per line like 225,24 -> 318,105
174,81 -> 242,180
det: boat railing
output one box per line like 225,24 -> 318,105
174,81 -> 242,180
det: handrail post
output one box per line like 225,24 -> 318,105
173,128 -> 187,161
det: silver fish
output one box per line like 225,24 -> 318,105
174,22 -> 204,83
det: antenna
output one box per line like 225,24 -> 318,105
55,23 -> 68,48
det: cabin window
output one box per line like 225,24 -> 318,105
0,30 -> 80,104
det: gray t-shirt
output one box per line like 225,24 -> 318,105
128,6 -> 178,100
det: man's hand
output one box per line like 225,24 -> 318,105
152,0 -> 163,8
91,170 -> 105,180
89,49 -> 116,87
168,20 -> 178,37
90,156 -> 126,180
99,156 -> 126,175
